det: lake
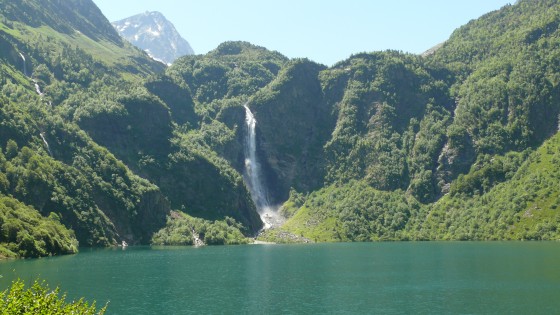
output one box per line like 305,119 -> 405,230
1,242 -> 559,314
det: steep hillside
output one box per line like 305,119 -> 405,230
0,0 -> 172,252
0,1 -> 263,256
144,42 -> 289,230
0,0 -> 164,83
410,132 -> 560,241
249,59 -> 331,203
2,0 -> 560,256
152,0 -> 560,243
258,0 -> 560,242
262,133 -> 560,242
0,0 -> 121,44
0,84 -> 170,247
0,193 -> 77,258
164,41 -> 288,176
430,0 -> 560,190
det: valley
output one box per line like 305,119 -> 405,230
0,0 -> 559,260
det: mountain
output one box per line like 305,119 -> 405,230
1,0 -> 560,258
259,0 -> 560,242
0,0 -> 171,258
112,11 -> 194,65
0,0 -> 257,258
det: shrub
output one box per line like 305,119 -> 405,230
0,279 -> 107,314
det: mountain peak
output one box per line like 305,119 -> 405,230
112,11 -> 194,65
145,11 -> 165,18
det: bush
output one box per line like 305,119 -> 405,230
0,279 -> 107,314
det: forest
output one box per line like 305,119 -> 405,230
1,0 -> 560,260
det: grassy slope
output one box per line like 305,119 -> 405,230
0,21 -> 162,81
510,135 -> 560,238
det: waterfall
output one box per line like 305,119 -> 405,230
19,52 -> 27,77
39,132 -> 52,156
34,81 -> 43,96
243,104 -> 282,229
19,52 -> 44,97
244,104 -> 269,209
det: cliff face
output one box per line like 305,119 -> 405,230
249,59 -> 332,203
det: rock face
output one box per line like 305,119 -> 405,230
112,11 -> 194,65
250,59 -> 333,204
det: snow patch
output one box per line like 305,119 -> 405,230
146,27 -> 161,37
144,49 -> 169,65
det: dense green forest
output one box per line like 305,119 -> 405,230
263,0 -> 560,242
1,0 -> 560,258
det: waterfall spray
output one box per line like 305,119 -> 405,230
243,104 -> 282,229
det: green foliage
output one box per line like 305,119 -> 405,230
0,120 -> 167,247
0,0 -> 172,251
144,74 -> 198,126
2,0 -> 560,254
0,279 -> 106,314
265,181 -> 420,243
322,52 -> 452,195
75,85 -> 174,166
5,140 -> 18,160
414,133 -> 560,241
272,132 -> 560,243
279,188 -> 307,218
168,41 -> 287,116
0,194 -> 78,258
163,129 -> 262,233
152,211 -> 250,246
430,0 -> 560,156
140,0 -> 560,244
406,105 -> 452,202
449,150 -> 530,197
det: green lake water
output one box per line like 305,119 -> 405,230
1,242 -> 559,314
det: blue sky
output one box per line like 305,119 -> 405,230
93,0 -> 512,66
